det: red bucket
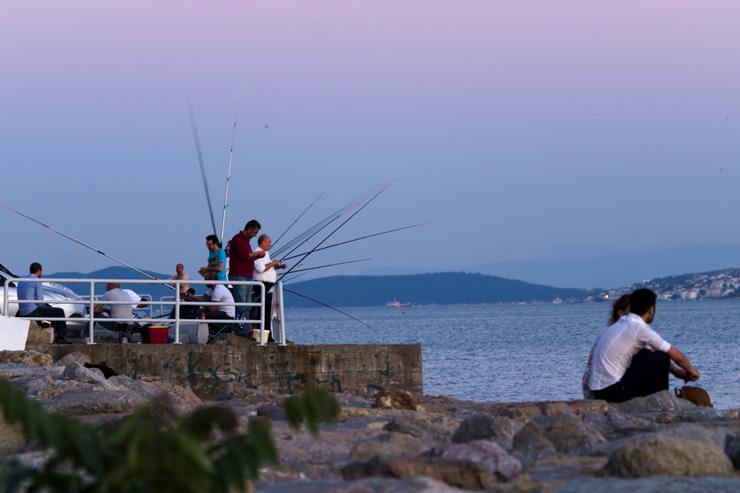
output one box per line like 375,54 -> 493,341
142,325 -> 169,344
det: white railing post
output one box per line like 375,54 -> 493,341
259,282 -> 266,347
277,282 -> 287,346
88,281 -> 95,344
2,280 -> 8,316
174,282 -> 181,344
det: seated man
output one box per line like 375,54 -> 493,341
589,288 -> 700,403
185,272 -> 235,334
17,262 -> 69,343
94,283 -> 144,337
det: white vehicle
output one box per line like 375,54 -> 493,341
0,263 -> 87,328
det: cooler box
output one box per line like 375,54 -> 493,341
142,325 -> 169,344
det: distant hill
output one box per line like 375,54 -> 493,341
285,272 -> 588,308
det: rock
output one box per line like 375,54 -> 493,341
554,476 -> 740,493
257,398 -> 288,420
724,434 -> 740,470
513,415 -> 606,457
258,476 -> 470,493
0,350 -> 52,367
0,417 -> 26,454
350,432 -> 430,461
384,414 -> 458,442
25,322 -> 53,345
60,362 -> 109,386
616,391 -> 696,415
373,390 -> 420,411
442,440 -> 522,481
581,409 -> 658,441
41,389 -> 148,415
653,407 -> 724,424
146,380 -> 202,406
342,456 -> 502,490
54,351 -> 91,367
603,435 -> 734,478
452,413 -> 522,447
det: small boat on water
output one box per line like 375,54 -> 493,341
386,299 -> 412,308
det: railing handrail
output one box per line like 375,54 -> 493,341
2,277 -> 285,346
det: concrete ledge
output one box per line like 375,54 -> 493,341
41,342 -> 423,400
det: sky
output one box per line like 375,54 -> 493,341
1,1 -> 739,287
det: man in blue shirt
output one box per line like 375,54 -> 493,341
17,262 -> 69,343
199,234 -> 228,282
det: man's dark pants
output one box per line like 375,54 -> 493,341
204,310 -> 234,335
26,306 -> 67,339
592,349 -> 670,403
251,282 -> 274,341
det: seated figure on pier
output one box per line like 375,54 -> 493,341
170,263 -> 190,294
185,272 -> 235,334
94,282 -> 145,337
17,262 -> 69,343
588,288 -> 700,403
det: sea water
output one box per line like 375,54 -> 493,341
286,300 -> 740,409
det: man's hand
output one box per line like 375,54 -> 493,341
198,267 -> 208,276
253,251 -> 266,259
276,260 -> 286,269
687,367 -> 701,381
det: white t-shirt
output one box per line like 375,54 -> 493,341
100,288 -> 135,320
206,284 -> 235,318
589,313 -> 671,391
253,248 -> 276,283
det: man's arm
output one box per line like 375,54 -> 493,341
666,347 -> 700,381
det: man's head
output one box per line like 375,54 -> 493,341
205,271 -> 217,287
206,234 -> 220,252
106,282 -> 121,291
175,263 -> 184,275
243,219 -> 261,239
257,234 -> 271,251
629,288 -> 658,324
29,262 -> 42,277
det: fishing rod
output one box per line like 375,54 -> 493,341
276,179 -> 398,285
283,287 -> 371,328
271,188 -> 330,249
219,84 -> 243,241
280,223 -> 426,262
0,203 -> 167,285
187,100 -> 219,238
287,258 -> 372,274
271,196 -> 363,259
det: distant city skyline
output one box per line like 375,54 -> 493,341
2,1 -> 739,284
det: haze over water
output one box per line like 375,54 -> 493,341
287,300 -> 740,409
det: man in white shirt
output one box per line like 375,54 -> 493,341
186,272 -> 235,335
589,289 -> 700,403
252,234 -> 286,340
94,283 -> 144,335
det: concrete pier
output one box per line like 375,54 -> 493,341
41,341 -> 423,400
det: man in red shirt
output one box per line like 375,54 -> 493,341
227,219 -> 265,332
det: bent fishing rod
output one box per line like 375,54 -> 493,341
219,83 -> 244,241
283,287 -> 371,329
275,178 -> 398,285
286,258 -> 372,274
0,203 -> 171,287
272,187 -> 330,249
280,223 -> 426,262
188,100 -> 219,238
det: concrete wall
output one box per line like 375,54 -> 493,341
42,341 -> 423,400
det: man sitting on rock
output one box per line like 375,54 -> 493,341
588,288 -> 701,403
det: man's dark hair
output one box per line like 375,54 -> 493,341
244,219 -> 261,231
629,289 -> 658,316
29,262 -> 42,274
257,234 -> 268,246
206,234 -> 220,247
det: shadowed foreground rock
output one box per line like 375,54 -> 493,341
604,435 -> 734,478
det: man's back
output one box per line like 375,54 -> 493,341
101,288 -> 134,319
17,275 -> 42,316
589,313 -> 671,391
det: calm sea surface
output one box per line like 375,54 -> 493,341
285,300 -> 740,409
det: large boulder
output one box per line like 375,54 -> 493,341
60,362 -> 109,386
603,435 -> 734,478
513,415 -> 605,458
616,391 -> 695,415
25,322 -> 53,345
0,350 -> 52,367
350,432 -> 430,461
54,352 -> 91,367
441,440 -> 522,481
724,434 -> 740,470
452,413 -> 522,447
384,414 -> 459,442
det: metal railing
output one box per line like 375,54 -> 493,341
2,278 -> 287,346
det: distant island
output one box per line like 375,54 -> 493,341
46,266 -> 740,308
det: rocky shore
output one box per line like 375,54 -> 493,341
1,350 -> 740,492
